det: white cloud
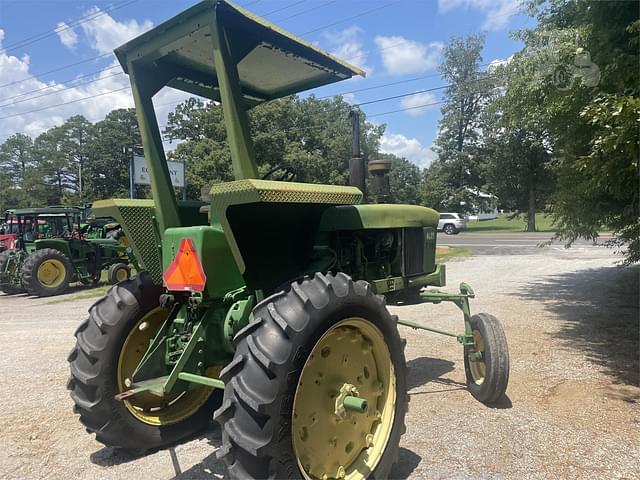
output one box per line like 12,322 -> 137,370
341,92 -> 359,105
437,0 -> 523,30
323,26 -> 371,76
380,132 -> 437,168
56,22 -> 78,49
80,6 -> 153,54
400,91 -> 437,116
0,7 -> 169,144
487,55 -> 514,73
374,36 -> 443,75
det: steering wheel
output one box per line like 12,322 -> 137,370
261,164 -> 298,182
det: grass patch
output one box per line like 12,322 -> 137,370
436,246 -> 472,262
466,213 -> 556,233
47,284 -> 111,304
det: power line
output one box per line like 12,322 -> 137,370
0,0 -> 261,90
0,1 -> 497,121
260,0 -> 306,17
0,71 -> 124,109
279,0 -> 339,21
0,52 -> 115,89
368,99 -> 446,118
0,0 -> 138,55
302,1 -> 402,35
0,87 -> 131,120
0,0 -> 410,106
0,65 -> 122,103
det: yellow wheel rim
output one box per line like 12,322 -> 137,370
36,259 -> 66,288
117,307 -> 218,426
115,267 -> 128,282
469,330 -> 486,384
292,318 -> 396,480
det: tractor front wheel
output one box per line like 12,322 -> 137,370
21,248 -> 72,297
215,272 -> 408,480
67,272 -> 223,453
108,262 -> 131,284
0,250 -> 25,295
463,313 -> 510,404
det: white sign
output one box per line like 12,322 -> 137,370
133,155 -> 185,188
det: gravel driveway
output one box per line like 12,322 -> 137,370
1,246 -> 638,479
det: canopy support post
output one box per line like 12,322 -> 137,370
127,63 -> 181,231
210,10 -> 259,181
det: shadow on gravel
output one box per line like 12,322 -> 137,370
516,265 -> 639,386
406,357 -> 457,391
90,446 -> 141,467
389,447 -> 422,479
167,421 -> 422,479
170,423 -> 227,479
89,422 -> 225,476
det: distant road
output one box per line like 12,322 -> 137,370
438,231 -> 615,255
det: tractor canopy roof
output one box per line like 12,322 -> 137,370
10,207 -> 81,216
114,0 -> 365,107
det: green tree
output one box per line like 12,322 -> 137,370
165,95 -> 384,199
429,34 -> 490,212
85,109 -> 141,200
58,115 -> 95,202
385,154 -> 424,205
519,0 -> 639,261
481,126 -> 553,230
0,133 -> 33,185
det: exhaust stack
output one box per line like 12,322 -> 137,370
348,110 -> 366,199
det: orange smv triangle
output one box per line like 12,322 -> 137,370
163,238 -> 207,292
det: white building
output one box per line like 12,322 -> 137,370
464,188 -> 498,220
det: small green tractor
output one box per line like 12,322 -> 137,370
0,207 -> 134,297
68,2 -> 509,478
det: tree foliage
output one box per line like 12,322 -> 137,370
428,34 -> 489,213
165,95 -> 386,199
518,0 -> 639,261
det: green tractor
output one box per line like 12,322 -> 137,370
68,2 -> 509,478
0,207 -> 134,297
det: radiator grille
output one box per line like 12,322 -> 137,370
403,228 -> 425,276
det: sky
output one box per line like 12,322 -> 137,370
0,0 -> 535,168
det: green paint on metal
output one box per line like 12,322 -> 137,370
114,1 -> 364,108
319,204 -> 439,231
162,225 -> 244,298
396,282 -> 478,346
343,395 -> 368,413
223,295 -> 255,351
209,179 -> 362,274
177,372 -> 225,389
210,11 -> 258,180
92,199 -> 208,284
127,63 -> 181,233
163,321 -> 206,394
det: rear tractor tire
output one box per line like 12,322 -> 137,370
214,272 -> 408,480
67,272 -> 223,453
463,313 -> 510,404
21,248 -> 72,297
108,262 -> 131,285
0,250 -> 25,295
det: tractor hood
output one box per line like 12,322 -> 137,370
114,0 -> 365,107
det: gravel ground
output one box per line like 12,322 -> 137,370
1,246 -> 638,479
